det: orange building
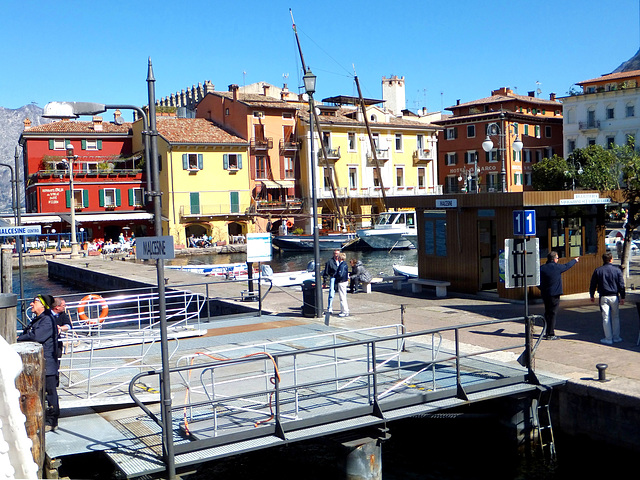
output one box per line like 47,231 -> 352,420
434,88 -> 563,193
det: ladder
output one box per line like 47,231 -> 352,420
536,387 -> 557,463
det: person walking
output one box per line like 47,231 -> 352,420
17,294 -> 60,431
539,251 -> 579,340
323,250 -> 340,314
590,252 -> 625,345
335,252 -> 350,317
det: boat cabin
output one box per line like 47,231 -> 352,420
374,211 -> 416,229
387,191 -> 613,300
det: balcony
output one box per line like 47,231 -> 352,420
254,198 -> 303,213
578,120 -> 601,131
251,137 -> 273,151
366,148 -> 390,164
413,148 -> 434,164
316,184 -> 442,199
179,203 -> 252,219
279,139 -> 300,154
317,146 -> 341,161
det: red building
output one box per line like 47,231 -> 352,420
19,114 -> 153,243
434,88 -> 563,193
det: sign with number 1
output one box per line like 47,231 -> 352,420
513,210 -> 536,236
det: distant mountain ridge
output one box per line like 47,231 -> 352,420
612,48 -> 640,73
0,104 -> 45,215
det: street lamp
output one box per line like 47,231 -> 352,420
303,67 -> 323,318
481,115 -> 523,192
567,161 -> 583,190
65,144 -> 80,256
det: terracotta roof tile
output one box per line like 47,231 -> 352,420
299,107 -> 440,130
576,69 -> 640,85
213,91 -> 298,110
155,117 -> 248,144
449,93 -> 560,111
23,120 -> 132,134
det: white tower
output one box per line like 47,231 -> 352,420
382,76 -> 405,116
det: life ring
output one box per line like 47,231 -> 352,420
286,220 -> 294,228
77,294 -> 109,324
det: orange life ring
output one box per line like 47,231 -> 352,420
286,220 -> 294,228
77,294 -> 109,324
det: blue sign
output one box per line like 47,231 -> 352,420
513,210 -> 536,236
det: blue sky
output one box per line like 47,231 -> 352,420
2,0 -> 639,117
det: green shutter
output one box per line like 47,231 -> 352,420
128,189 -> 134,206
66,190 -> 71,208
190,192 -> 200,214
97,140 -> 102,150
116,189 -> 121,207
81,140 -> 87,150
230,192 -> 239,213
83,189 -> 88,207
49,139 -> 55,150
223,154 -> 229,170
182,154 -> 188,170
238,154 -> 243,169
197,154 -> 203,170
65,139 -> 71,147
99,189 -> 105,207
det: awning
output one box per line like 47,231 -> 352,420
0,215 -> 63,226
261,180 -> 295,189
68,212 -> 154,224
261,181 -> 281,189
277,180 -> 295,188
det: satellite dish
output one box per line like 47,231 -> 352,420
114,115 -> 124,125
536,88 -> 542,95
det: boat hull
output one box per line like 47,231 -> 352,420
356,229 -> 413,250
272,234 -> 357,251
392,264 -> 418,278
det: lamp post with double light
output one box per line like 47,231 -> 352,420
303,67 -> 323,318
481,116 -> 523,192
65,144 -> 80,256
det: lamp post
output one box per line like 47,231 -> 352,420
481,115 -> 523,192
569,161 -> 583,190
457,166 -> 473,193
65,144 -> 80,256
303,67 -> 323,318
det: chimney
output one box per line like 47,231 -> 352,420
549,92 -> 556,101
113,110 -> 122,123
229,84 -> 239,101
262,84 -> 270,96
92,116 -> 103,131
528,91 -> 535,97
456,99 -> 460,105
23,118 -> 32,130
281,83 -> 289,100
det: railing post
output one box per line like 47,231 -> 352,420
455,329 -> 468,401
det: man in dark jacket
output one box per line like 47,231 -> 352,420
18,294 -> 59,431
539,251 -> 579,340
323,250 -> 340,314
590,252 -> 625,345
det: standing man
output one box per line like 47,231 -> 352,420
323,250 -> 340,314
539,251 -> 579,340
590,252 -> 625,345
335,252 -> 350,317
51,297 -> 72,356
18,294 -> 59,431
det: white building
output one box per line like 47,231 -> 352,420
561,70 -> 640,153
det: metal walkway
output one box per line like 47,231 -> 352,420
45,316 -> 565,478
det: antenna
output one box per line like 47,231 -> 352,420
243,71 -> 247,90
536,80 -> 542,97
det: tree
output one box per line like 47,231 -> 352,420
531,155 -> 570,190
567,145 -> 620,191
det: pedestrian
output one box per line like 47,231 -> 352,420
348,258 -> 372,293
589,252 -> 625,345
335,252 -> 350,317
17,294 -> 60,431
51,297 -> 72,355
539,251 -> 579,340
323,249 -> 340,314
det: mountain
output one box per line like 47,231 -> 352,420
0,104 -> 46,215
612,48 -> 640,73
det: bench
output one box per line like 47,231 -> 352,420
360,282 -> 371,293
408,278 -> 451,297
241,290 -> 259,302
380,275 -> 408,291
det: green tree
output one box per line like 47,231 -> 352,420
567,145 -> 619,191
531,155 -> 569,190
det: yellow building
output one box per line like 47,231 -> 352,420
297,98 -> 442,230
133,116 -> 250,246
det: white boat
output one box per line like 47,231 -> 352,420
356,211 -> 416,250
166,262 -> 316,287
392,264 -> 418,278
402,233 -> 419,249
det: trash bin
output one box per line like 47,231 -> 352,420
302,279 -> 316,317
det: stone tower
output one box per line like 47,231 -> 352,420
382,75 -> 405,116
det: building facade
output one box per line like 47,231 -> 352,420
435,88 -> 563,193
19,115 -> 153,243
561,70 -> 640,153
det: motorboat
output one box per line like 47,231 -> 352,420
401,233 -> 419,249
166,262 -> 316,286
356,211 -> 416,250
166,262 -> 255,278
392,264 -> 418,278
272,232 -> 358,251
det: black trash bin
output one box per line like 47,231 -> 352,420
302,279 -> 316,317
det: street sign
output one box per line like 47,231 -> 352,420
136,236 -> 175,260
246,233 -> 272,262
0,226 -> 42,236
504,238 -> 540,288
513,210 -> 536,236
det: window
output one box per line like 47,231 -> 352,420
128,188 -> 144,207
486,173 -> 499,191
230,192 -> 239,214
349,168 -> 357,189
284,157 -> 294,179
49,139 -> 68,150
372,133 -> 380,149
255,156 -> 267,179
82,139 -> 102,151
465,151 -> 476,164
223,154 -> 243,171
524,124 -> 529,136
535,125 -> 541,138
626,104 -> 635,117
524,172 -> 532,186
445,153 -> 458,166
190,192 -> 200,215
225,108 -> 230,116
282,112 -> 293,119
545,126 -> 552,138
445,127 -> 457,140
513,173 -> 522,186
182,153 -> 203,171
396,167 -> 404,187
467,125 -> 475,138
567,140 -> 576,154
66,189 -> 88,208
536,206 -> 598,259
423,211 -> 447,256
373,169 -> 381,187
587,109 -> 596,128
416,135 -> 424,150
348,132 -> 357,151
253,111 -> 264,118
606,107 -> 615,119
99,188 -> 121,207
322,132 -> 331,149
513,149 -> 521,162
395,134 -> 403,152
513,123 -> 519,135
535,150 -> 543,163
444,176 -> 457,193
485,149 -> 498,163
588,138 -> 596,146
323,167 -> 332,191
607,136 -> 616,149
417,167 -> 426,189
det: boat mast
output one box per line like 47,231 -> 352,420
290,10 -> 348,231
354,74 -> 389,211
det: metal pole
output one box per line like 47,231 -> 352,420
500,113 -> 506,192
147,58 -> 175,480
67,152 -> 79,256
15,147 -> 25,323
309,95 -> 323,317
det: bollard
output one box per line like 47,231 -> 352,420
596,363 -> 608,382
0,293 -> 18,344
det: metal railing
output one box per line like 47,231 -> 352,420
316,185 -> 443,199
179,204 -> 252,217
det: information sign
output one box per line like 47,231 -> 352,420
136,236 -> 175,260
513,210 -> 536,236
0,226 -> 42,237
504,238 -> 540,288
246,233 -> 272,262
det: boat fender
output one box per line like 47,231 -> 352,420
286,220 -> 294,229
77,294 -> 109,324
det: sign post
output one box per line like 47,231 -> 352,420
136,236 -> 175,260
246,233 -> 272,314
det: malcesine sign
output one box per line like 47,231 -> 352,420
0,226 -> 42,236
136,236 -> 175,260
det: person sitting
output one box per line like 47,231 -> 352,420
349,259 -> 372,293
